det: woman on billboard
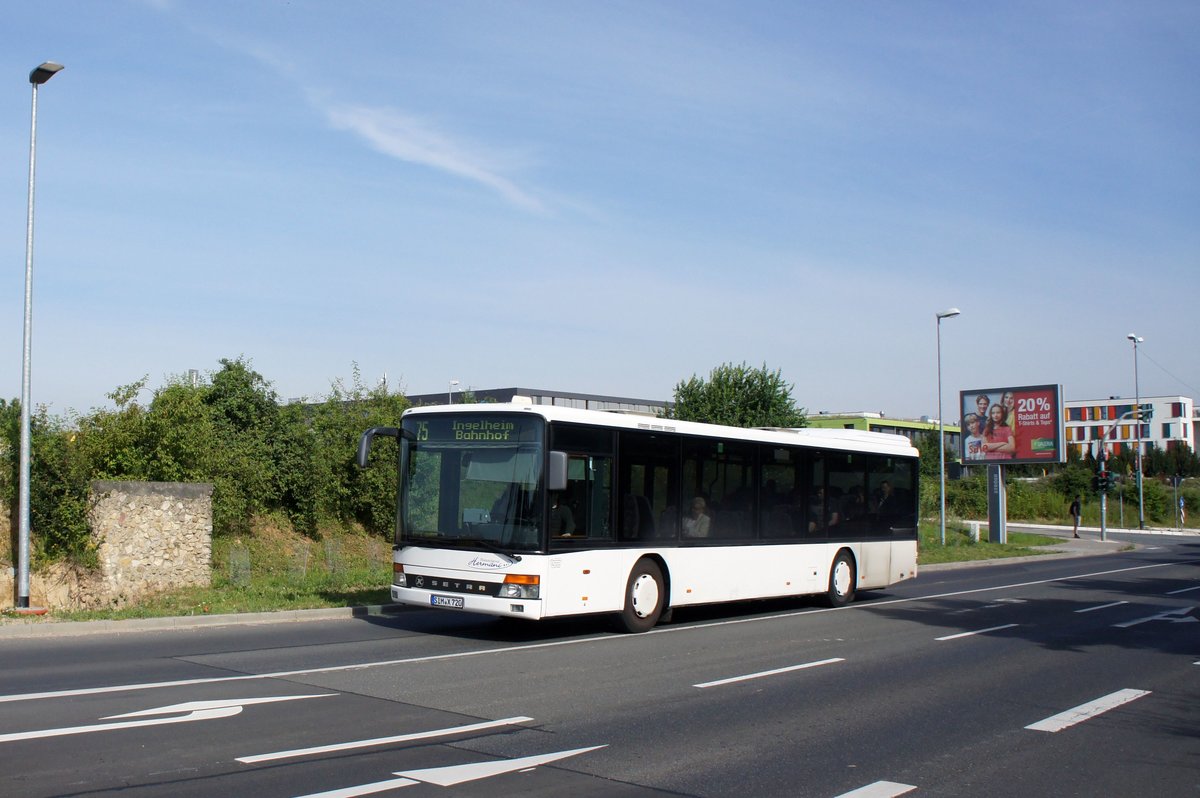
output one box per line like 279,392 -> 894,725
983,403 -> 1015,459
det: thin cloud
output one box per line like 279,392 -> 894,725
323,104 -> 546,213
142,1 -> 548,214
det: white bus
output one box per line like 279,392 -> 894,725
357,403 -> 920,632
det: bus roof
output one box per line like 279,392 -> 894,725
402,403 -> 920,459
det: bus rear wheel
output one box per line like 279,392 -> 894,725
617,559 -> 665,633
824,550 -> 856,608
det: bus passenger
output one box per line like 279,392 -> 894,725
873,480 -> 898,521
841,485 -> 867,523
550,492 -> 576,537
808,486 -> 840,532
682,496 -> 712,538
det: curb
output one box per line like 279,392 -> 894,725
0,603 -> 408,640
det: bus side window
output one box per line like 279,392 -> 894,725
618,430 -> 680,542
548,424 -> 616,548
554,453 -> 614,544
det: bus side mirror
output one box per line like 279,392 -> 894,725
357,426 -> 410,468
548,450 -> 568,492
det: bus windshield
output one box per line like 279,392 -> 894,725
401,414 -> 545,552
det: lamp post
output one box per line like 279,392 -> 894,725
1127,333 -> 1144,529
17,61 -> 64,611
448,380 -> 459,404
936,308 -> 961,545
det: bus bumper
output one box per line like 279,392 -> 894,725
391,584 -> 545,620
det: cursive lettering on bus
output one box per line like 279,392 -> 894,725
468,557 -> 513,570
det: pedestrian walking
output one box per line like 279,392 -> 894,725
1069,495 -> 1082,538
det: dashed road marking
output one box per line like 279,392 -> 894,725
1025,689 -> 1151,733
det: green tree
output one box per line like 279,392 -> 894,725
274,365 -> 410,537
202,358 -> 281,536
1053,462 -> 1096,501
144,380 -> 219,483
14,405 -> 96,563
666,362 -> 807,429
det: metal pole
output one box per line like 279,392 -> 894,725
1130,335 -> 1144,529
16,80 -> 41,609
16,62 -> 61,611
937,321 -> 945,545
935,308 -> 959,545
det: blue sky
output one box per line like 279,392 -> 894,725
2,1 -> 1197,420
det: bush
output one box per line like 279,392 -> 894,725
0,359 -> 410,563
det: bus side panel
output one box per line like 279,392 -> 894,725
857,541 -> 893,589
541,550 -> 646,618
890,539 -> 918,584
853,540 -> 918,590
662,544 -> 822,607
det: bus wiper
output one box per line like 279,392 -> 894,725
472,539 -> 522,564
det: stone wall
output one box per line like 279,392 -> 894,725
1,481 -> 213,610
86,481 -> 214,609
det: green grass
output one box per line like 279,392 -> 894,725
40,528 -> 393,623
918,521 -> 1061,564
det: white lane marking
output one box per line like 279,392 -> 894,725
291,777 -> 419,798
0,694 -> 329,744
1025,688 -> 1151,732
395,745 -> 606,786
291,746 -> 606,797
238,716 -> 534,763
693,658 -> 843,689
111,694 -> 332,718
1075,601 -> 1128,613
1166,585 -> 1200,595
1,559 -> 1191,707
835,780 -> 918,798
935,624 -> 1018,641
1113,606 -> 1196,628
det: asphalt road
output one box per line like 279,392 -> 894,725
2,530 -> 1197,797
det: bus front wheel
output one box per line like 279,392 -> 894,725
617,559 -> 665,633
824,550 -> 856,608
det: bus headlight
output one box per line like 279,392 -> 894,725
500,574 -> 540,599
393,562 -> 406,588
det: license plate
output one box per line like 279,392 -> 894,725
430,595 -> 464,609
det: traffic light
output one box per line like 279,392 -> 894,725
1094,471 -> 1111,492
1140,404 -> 1153,422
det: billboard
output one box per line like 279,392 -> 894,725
959,384 -> 1064,465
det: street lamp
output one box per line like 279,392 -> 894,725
17,61 -> 64,611
1127,333 -> 1144,529
936,308 -> 961,545
448,380 -> 459,404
